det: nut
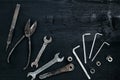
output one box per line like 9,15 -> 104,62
106,55 -> 113,62
96,61 -> 101,66
67,56 -> 73,62
90,68 -> 95,74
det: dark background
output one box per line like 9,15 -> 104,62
0,0 -> 120,80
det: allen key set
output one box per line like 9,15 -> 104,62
6,3 -> 114,80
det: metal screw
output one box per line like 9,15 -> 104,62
82,33 -> 91,64
89,33 -> 103,59
72,45 -> 91,80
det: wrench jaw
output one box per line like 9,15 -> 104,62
43,36 -> 52,44
54,53 -> 64,62
31,61 -> 38,68
27,72 -> 36,80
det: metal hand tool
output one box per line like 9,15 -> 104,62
89,33 -> 103,59
27,53 -> 64,80
31,36 -> 52,68
39,63 -> 74,79
72,45 -> 91,80
91,42 -> 110,62
7,19 -> 37,70
82,33 -> 91,64
6,4 -> 20,51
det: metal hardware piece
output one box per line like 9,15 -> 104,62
67,56 -> 73,62
106,55 -> 113,62
72,45 -> 91,80
27,53 -> 64,80
39,63 -> 74,79
89,33 -> 103,59
90,68 -> 95,74
6,4 -> 20,51
96,61 -> 101,66
7,19 -> 37,70
91,42 -> 110,62
82,33 -> 91,64
31,36 -> 52,68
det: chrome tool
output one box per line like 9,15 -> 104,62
31,36 -> 52,68
89,33 -> 103,59
72,45 -> 91,80
27,53 -> 64,80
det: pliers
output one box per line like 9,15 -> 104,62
7,19 -> 37,70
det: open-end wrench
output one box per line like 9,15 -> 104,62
39,63 -> 74,79
27,53 -> 64,80
31,36 -> 52,68
72,45 -> 91,80
89,33 -> 103,59
82,33 -> 91,64
91,42 -> 110,62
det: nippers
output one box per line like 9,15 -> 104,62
7,19 -> 37,70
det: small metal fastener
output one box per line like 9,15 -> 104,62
106,55 -> 113,62
67,56 -> 73,62
96,61 -> 101,66
90,68 -> 95,74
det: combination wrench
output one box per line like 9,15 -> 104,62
27,53 -> 64,80
39,63 -> 74,79
31,36 -> 52,68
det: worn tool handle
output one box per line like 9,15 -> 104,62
39,63 -> 74,79
6,4 -> 20,50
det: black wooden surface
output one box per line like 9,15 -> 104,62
0,0 -> 120,80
